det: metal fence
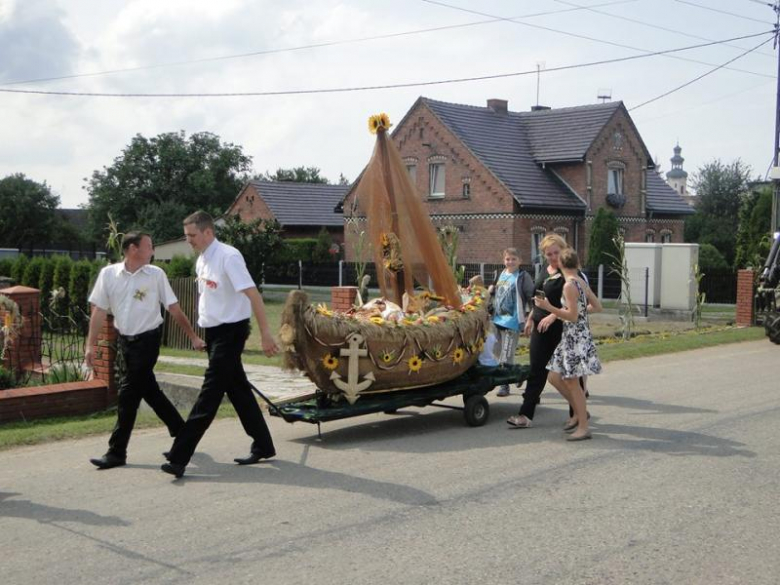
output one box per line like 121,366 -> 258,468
1,301 -> 90,391
161,278 -> 205,350
699,269 -> 738,304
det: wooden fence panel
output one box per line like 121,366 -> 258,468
162,277 -> 204,350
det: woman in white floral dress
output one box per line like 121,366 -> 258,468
535,248 -> 602,441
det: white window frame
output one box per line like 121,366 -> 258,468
531,232 -> 544,265
406,164 -> 417,186
608,167 -> 624,195
429,162 -> 445,198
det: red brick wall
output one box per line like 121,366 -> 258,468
331,286 -> 358,312
228,183 -> 276,222
0,380 -> 110,423
0,286 -> 41,372
92,314 -> 118,401
736,269 -> 755,327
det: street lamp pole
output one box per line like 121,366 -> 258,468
773,2 -> 780,233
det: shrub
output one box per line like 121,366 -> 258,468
0,258 -> 14,277
38,257 -> 57,307
51,256 -> 73,313
698,243 -> 729,270
587,208 -> 621,269
21,257 -> 46,288
312,228 -> 335,263
166,254 -> 196,278
0,365 -> 16,390
68,260 -> 93,315
274,239 -> 318,263
47,363 -> 87,384
10,254 -> 29,284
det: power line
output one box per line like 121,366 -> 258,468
555,0 -> 775,59
421,0 -> 773,79
630,35 -> 774,110
674,0 -> 773,24
0,31 -> 772,99
0,0 -> 637,87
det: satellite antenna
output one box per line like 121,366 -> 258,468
535,61 -> 546,107
597,88 -> 612,103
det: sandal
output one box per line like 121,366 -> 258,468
563,412 -> 591,432
507,415 -> 532,429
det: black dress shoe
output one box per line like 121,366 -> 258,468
233,451 -> 276,465
90,453 -> 126,470
161,462 -> 185,478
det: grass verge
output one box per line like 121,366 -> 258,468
0,403 -> 237,452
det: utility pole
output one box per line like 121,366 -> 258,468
772,1 -> 780,233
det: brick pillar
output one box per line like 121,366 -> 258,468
0,286 -> 42,374
92,314 -> 119,404
331,286 -> 358,313
735,269 -> 755,327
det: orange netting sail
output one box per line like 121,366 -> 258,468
353,114 -> 460,309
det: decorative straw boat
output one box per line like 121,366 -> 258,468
279,112 -> 490,404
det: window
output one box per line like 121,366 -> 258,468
462,182 -> 470,198
406,164 -> 417,185
645,233 -> 655,243
607,167 -> 623,195
661,232 -> 672,243
531,232 -> 543,265
429,163 -> 445,197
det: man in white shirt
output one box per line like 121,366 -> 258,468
162,211 -> 279,478
86,232 -> 205,470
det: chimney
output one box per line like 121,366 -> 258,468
487,98 -> 508,114
530,105 -> 551,112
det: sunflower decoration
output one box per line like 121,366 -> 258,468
452,347 -> 465,364
426,315 -> 440,324
321,353 -> 339,371
463,304 -> 477,312
379,349 -> 396,364
471,296 -> 483,306
368,112 -> 393,134
316,303 -> 334,317
407,355 -> 424,373
381,231 -> 403,273
369,316 -> 385,325
430,345 -> 444,360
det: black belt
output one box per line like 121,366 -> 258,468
204,318 -> 249,332
119,326 -> 162,342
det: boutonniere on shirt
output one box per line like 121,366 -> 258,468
133,287 -> 148,301
199,277 -> 218,289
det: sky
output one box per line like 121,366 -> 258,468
0,0 -> 777,209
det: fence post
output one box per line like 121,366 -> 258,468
644,267 -> 649,317
597,264 -> 604,300
480,263 -> 485,281
298,260 -> 303,290
338,260 -> 343,287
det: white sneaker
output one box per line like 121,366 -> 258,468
496,385 -> 510,397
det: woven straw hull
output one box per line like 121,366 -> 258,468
280,290 -> 490,403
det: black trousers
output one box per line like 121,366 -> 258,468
168,319 -> 275,466
518,319 -> 563,420
108,327 -> 184,457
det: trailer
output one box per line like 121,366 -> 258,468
258,364 -> 530,437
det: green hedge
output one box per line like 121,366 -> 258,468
0,258 -> 13,278
68,260 -> 92,315
165,254 -> 196,278
21,257 -> 45,288
38,257 -> 57,306
274,239 -> 318,263
10,255 -> 29,284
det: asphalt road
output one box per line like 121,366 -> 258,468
1,340 -> 778,585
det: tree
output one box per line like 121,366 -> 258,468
85,131 -> 252,244
259,166 -> 329,184
698,243 -> 729,270
216,215 -> 283,285
735,185 -> 773,268
0,174 -> 60,251
684,159 -> 752,267
587,208 -> 620,269
312,227 -> 335,263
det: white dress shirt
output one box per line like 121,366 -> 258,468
195,239 -> 255,328
89,263 -> 178,336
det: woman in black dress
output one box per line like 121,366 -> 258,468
507,234 -> 567,428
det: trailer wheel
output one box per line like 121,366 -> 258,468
464,395 -> 489,427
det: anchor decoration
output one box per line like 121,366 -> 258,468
330,332 -> 375,404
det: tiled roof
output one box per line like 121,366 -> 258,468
521,101 -> 623,163
645,171 -> 694,214
423,98 -> 586,211
249,181 -> 349,226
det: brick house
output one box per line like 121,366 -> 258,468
341,97 -> 693,265
226,180 -> 349,244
